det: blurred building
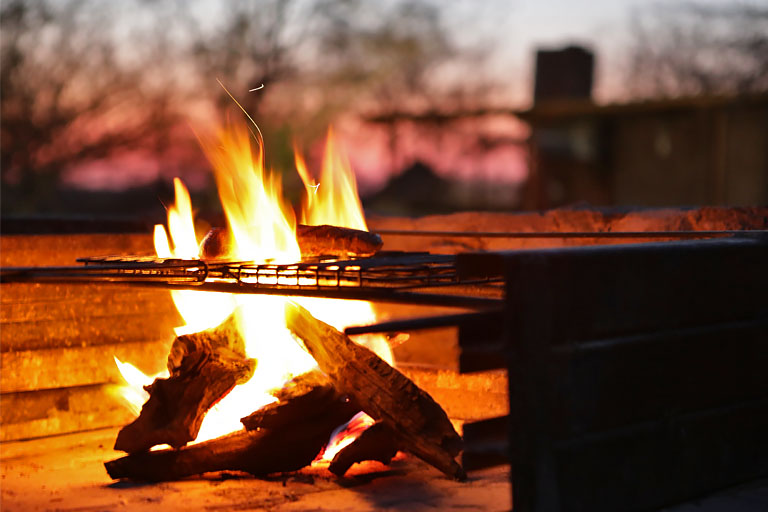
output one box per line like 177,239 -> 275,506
364,161 -> 519,216
522,46 -> 768,209
366,45 -> 768,212
534,46 -> 594,103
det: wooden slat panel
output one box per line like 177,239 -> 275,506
0,233 -> 154,267
0,233 -> 174,440
546,238 -> 768,342
0,384 -> 135,442
1,295 -> 177,324
463,237 -> 768,345
399,367 -> 508,421
458,311 -> 505,372
458,343 -> 506,373
554,399 -> 768,512
389,327 -> 461,371
494,236 -> 768,512
1,339 -> 171,393
502,250 -> 560,512
462,415 -> 510,471
551,319 -> 768,438
1,282 -> 172,306
1,234 -> 180,349
1,311 -> 180,352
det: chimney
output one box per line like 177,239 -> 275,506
533,45 -> 594,103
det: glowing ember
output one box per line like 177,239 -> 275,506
113,118 -> 392,450
317,411 -> 376,462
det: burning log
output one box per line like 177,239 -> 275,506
284,302 -> 466,480
106,419 -> 341,481
240,370 -> 348,430
296,224 -> 382,258
199,224 -> 383,260
106,370 -> 357,481
328,421 -> 399,477
114,313 -> 255,454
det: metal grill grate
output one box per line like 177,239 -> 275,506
3,252 -> 503,308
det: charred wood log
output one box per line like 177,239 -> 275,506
106,371 -> 357,481
106,420 -> 339,481
328,421 -> 399,477
199,225 -> 382,260
114,314 -> 255,454
284,302 -> 466,480
296,224 -> 382,258
198,228 -> 234,260
240,370 -> 347,431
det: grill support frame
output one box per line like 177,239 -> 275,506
456,235 -> 768,511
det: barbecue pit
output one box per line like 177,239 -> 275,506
2,206 -> 767,511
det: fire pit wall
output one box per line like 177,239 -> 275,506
370,206 -> 768,368
2,206 -> 765,445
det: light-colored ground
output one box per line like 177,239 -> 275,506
3,427 -> 768,511
0,428 -> 511,512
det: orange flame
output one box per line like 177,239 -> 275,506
198,119 -> 300,264
297,128 -> 368,231
114,119 -> 392,450
153,183 -> 236,337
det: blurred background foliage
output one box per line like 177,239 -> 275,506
625,3 -> 768,98
1,0 -> 490,216
1,0 -> 766,217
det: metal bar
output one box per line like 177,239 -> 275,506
152,281 -> 503,308
344,310 -> 501,335
553,396 -> 768,450
375,229 -> 768,239
462,415 -> 511,470
389,278 -> 504,291
1,276 -> 502,309
550,318 -> 768,356
0,266 -> 206,282
462,441 -> 510,471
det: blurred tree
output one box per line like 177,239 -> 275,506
313,1 -> 455,111
1,0 -> 495,214
626,2 -> 768,98
310,0 -> 456,171
172,0 -> 491,193
0,0 -> 180,213
182,1 -> 299,111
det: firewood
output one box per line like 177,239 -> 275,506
284,302 -> 466,480
199,224 -> 382,260
105,375 -> 357,481
240,370 -> 346,430
114,313 -> 255,454
198,228 -> 234,260
328,421 -> 399,477
296,224 -> 383,258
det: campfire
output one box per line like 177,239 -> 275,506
4,109 -> 765,511
104,119 -> 465,482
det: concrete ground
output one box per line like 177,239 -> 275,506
2,427 -> 767,511
1,427 -> 511,511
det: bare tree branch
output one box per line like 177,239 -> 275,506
626,2 -> 768,98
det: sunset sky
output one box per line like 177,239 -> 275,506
8,0 -> 759,202
184,0 -> 747,103
445,0 -> 750,103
